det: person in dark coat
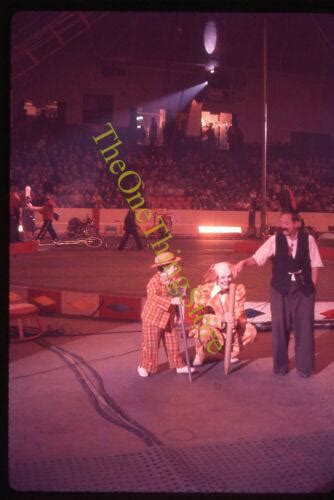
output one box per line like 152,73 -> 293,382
227,115 -> 244,167
118,209 -> 143,250
274,183 -> 297,212
149,117 -> 158,147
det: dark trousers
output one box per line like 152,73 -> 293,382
270,284 -> 315,375
118,229 -> 142,250
36,220 -> 58,241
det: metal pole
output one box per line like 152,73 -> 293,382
261,15 -> 268,232
178,303 -> 192,383
223,284 -> 236,375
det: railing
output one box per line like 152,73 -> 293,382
11,12 -> 110,80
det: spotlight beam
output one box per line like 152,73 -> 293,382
138,82 -> 208,115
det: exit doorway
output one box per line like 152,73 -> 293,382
201,111 -> 232,150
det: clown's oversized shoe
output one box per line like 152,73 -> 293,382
176,366 -> 196,374
137,366 -> 149,377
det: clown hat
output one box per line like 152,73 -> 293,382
151,251 -> 181,268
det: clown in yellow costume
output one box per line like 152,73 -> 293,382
188,262 -> 257,366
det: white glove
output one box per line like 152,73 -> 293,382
171,296 -> 182,305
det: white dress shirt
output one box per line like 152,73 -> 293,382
252,233 -> 324,268
210,284 -> 228,307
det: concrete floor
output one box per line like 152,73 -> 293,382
8,238 -> 334,493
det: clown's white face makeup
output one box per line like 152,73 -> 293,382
164,264 -> 178,277
217,272 -> 232,290
213,262 -> 232,290
160,263 -> 178,284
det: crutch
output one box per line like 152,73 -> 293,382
178,301 -> 193,383
224,283 -> 236,375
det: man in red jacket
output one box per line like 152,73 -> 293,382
35,193 -> 59,242
138,251 -> 195,377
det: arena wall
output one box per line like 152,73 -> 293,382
32,208 -> 334,236
12,31 -> 334,144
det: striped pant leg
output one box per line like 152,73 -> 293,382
140,323 -> 161,373
231,323 -> 257,357
162,329 -> 185,369
194,338 -> 206,362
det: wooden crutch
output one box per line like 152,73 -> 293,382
224,283 -> 236,375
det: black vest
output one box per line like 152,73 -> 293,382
271,231 -> 314,296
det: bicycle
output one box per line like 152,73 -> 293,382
38,215 -> 104,249
55,236 -> 103,248
38,235 -> 104,248
67,215 -> 100,238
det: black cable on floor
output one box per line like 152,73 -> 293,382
41,327 -> 142,337
35,338 -> 164,447
11,348 -> 142,380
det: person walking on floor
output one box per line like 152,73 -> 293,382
35,193 -> 59,242
118,209 -> 143,251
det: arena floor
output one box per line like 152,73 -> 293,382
8,237 -> 334,493
10,237 -> 334,300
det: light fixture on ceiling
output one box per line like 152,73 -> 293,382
204,20 -> 218,55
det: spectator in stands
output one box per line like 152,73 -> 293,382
149,117 -> 158,147
10,122 -> 334,213
274,183 -> 297,212
205,123 -> 215,153
227,115 -> 244,166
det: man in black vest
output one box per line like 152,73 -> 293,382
235,211 -> 323,378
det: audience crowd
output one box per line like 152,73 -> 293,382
11,121 -> 334,212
